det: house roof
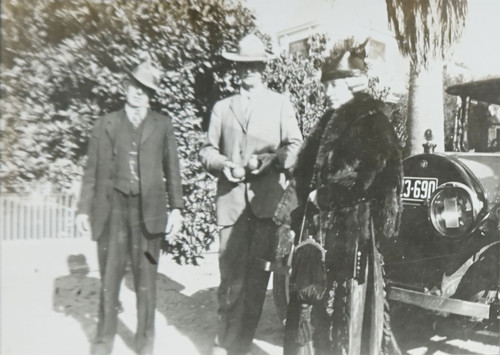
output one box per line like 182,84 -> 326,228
446,77 -> 500,105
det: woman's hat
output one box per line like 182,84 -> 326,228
127,53 -> 161,91
320,39 -> 369,83
222,34 -> 278,62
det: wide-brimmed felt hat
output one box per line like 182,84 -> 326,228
222,34 -> 278,62
127,53 -> 160,92
321,39 -> 369,83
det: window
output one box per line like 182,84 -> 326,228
289,39 -> 308,57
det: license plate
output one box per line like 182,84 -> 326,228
402,177 -> 438,203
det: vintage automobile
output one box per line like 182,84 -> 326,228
273,77 -> 500,331
384,77 -> 500,331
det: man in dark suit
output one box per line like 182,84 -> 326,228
75,54 -> 184,355
199,34 -> 303,355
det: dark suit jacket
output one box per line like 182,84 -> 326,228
77,109 -> 184,240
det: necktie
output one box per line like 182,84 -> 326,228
129,109 -> 144,128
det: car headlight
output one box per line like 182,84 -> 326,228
428,182 -> 483,238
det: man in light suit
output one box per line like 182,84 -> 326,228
75,54 -> 184,355
199,34 -> 303,355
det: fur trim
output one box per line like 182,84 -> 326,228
292,93 -> 402,240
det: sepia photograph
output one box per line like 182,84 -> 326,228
1,0 -> 499,354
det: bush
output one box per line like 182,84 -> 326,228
265,34 -> 329,137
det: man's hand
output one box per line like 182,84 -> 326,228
250,153 -> 277,175
222,161 -> 245,183
164,208 -> 183,243
75,213 -> 91,236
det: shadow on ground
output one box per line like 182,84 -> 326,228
129,273 -> 284,355
391,303 -> 499,355
52,254 -> 136,353
52,254 -> 284,355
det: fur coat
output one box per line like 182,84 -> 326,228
275,93 -> 403,355
293,92 -> 402,239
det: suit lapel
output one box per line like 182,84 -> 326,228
141,111 -> 156,144
229,95 -> 248,133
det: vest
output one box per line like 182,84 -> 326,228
113,114 -> 145,195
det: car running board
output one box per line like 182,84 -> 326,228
388,285 -> 499,320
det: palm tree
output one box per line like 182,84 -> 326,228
385,0 -> 467,155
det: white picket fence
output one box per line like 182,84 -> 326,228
0,193 -> 79,240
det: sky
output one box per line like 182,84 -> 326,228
245,0 -> 500,80
246,0 -> 303,35
452,0 -> 500,78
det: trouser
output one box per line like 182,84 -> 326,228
215,207 -> 277,355
93,190 -> 161,355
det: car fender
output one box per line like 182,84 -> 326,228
441,240 -> 500,298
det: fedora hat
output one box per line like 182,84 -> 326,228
321,39 -> 369,83
222,34 -> 278,62
127,53 -> 160,92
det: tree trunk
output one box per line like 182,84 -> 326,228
407,61 -> 445,156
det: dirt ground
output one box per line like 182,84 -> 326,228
0,238 -> 283,355
1,238 -> 498,355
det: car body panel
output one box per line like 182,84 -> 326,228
450,152 -> 500,207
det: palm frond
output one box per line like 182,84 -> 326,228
385,0 -> 467,71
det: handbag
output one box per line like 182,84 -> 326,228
286,201 -> 327,353
290,202 -> 327,303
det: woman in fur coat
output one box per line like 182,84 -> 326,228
274,41 -> 403,355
